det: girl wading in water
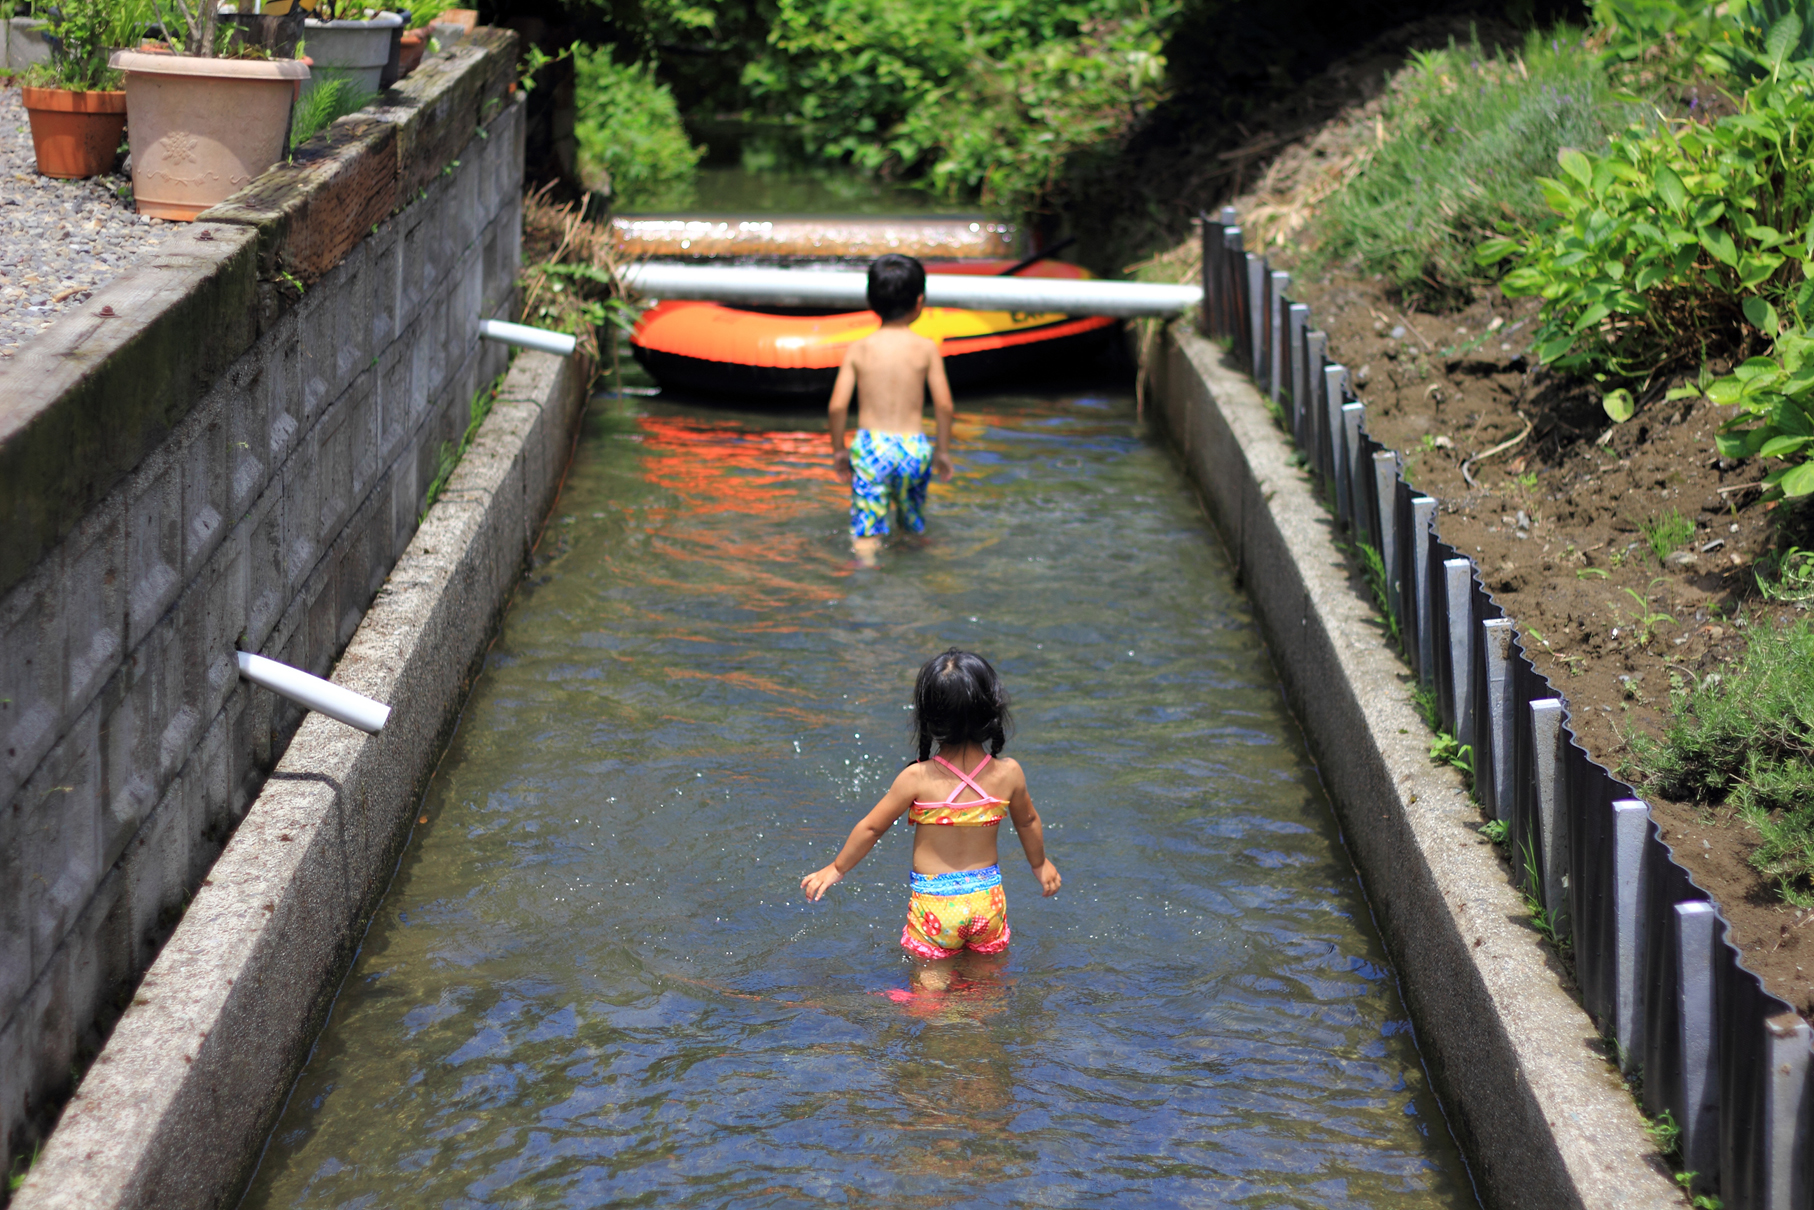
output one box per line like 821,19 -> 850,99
802,649 -> 1060,983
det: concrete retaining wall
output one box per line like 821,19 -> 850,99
0,33 -> 523,1172
10,349 -> 589,1210
1152,328 -> 1683,1209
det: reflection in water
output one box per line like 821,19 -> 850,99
242,389 -> 1476,1209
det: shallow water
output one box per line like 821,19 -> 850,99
243,389 -> 1475,1209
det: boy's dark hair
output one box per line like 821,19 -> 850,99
912,648 -> 1012,762
867,254 -> 926,322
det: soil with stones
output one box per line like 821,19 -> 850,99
0,78 -> 171,359
1137,15 -> 1814,1023
1284,270 -> 1814,1015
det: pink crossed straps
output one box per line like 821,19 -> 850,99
913,753 -> 1007,808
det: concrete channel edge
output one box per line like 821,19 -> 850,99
1154,327 -> 1683,1210
10,350 -> 590,1210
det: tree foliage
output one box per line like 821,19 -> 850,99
574,48 -> 705,207
741,0 -> 1173,213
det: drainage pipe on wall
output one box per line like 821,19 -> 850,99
479,319 -> 579,357
236,651 -> 391,734
618,263 -> 1203,317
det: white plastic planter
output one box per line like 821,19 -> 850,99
300,12 -> 403,98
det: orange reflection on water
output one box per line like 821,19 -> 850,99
636,415 -> 837,520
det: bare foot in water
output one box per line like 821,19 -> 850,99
852,536 -> 882,567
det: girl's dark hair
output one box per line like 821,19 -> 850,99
867,253 -> 926,322
912,648 -> 1013,762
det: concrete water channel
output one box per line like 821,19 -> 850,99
238,383 -> 1476,1207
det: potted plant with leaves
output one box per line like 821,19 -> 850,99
395,0 -> 455,78
285,0 -> 401,98
18,0 -> 133,178
110,0 -> 308,219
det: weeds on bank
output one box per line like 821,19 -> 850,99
1314,28 -> 1631,306
291,77 -> 377,149
1756,545 -> 1814,601
1640,507 -> 1696,561
420,374 -> 505,522
1631,620 -> 1814,901
1413,680 -> 1477,787
1636,1103 -> 1724,1207
7,1144 -> 35,1193
1612,579 -> 1676,648
1351,540 -> 1401,645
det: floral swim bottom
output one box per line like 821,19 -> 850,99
901,865 -> 1010,959
849,429 -> 932,538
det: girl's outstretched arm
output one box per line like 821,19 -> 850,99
1005,771 -> 1061,896
802,765 -> 917,901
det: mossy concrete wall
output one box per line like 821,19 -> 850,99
0,30 -> 523,1172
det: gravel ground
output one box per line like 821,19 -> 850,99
0,79 -> 172,360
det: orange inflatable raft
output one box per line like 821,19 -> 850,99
629,259 -> 1118,400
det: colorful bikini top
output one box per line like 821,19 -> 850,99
908,754 -> 1008,827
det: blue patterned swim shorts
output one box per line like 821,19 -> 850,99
848,429 -> 932,539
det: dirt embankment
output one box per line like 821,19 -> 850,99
1178,26 -> 1814,1018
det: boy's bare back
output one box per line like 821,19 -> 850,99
838,326 -> 950,434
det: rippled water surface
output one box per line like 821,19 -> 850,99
244,390 -> 1474,1209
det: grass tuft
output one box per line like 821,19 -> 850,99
291,76 -> 377,149
1632,621 -> 1814,900
1313,27 -> 1632,307
1641,507 -> 1695,562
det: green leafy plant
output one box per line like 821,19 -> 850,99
1640,506 -> 1696,560
1430,731 -> 1476,783
1756,545 -> 1814,598
1317,28 -> 1630,306
1630,620 -> 1814,900
1479,819 -> 1509,844
420,376 -> 504,521
290,77 -> 376,148
1481,68 -> 1814,385
25,0 -> 149,89
573,48 -> 704,208
6,1145 -> 35,1193
1674,1169 -> 1724,1209
1709,316 -> 1814,498
1520,838 -> 1569,949
1352,541 -> 1401,643
743,0 -> 1175,216
1646,1106 -> 1682,1157
1613,579 -> 1677,646
401,0 -> 456,29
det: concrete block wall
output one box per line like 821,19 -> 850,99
0,37 -> 525,1166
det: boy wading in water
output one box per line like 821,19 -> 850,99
828,254 -> 954,565
802,649 -> 1060,989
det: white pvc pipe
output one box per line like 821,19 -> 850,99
619,263 -> 1203,318
236,651 -> 391,734
479,319 -> 579,357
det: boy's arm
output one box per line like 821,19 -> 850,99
1004,772 -> 1061,896
927,344 -> 954,481
828,358 -> 857,483
802,767 -> 917,901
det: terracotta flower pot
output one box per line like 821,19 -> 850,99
21,86 -> 127,179
110,50 -> 310,221
397,28 -> 425,78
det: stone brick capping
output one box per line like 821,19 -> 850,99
0,27 -> 532,1187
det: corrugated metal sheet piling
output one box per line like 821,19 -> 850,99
1197,207 -> 1813,1210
